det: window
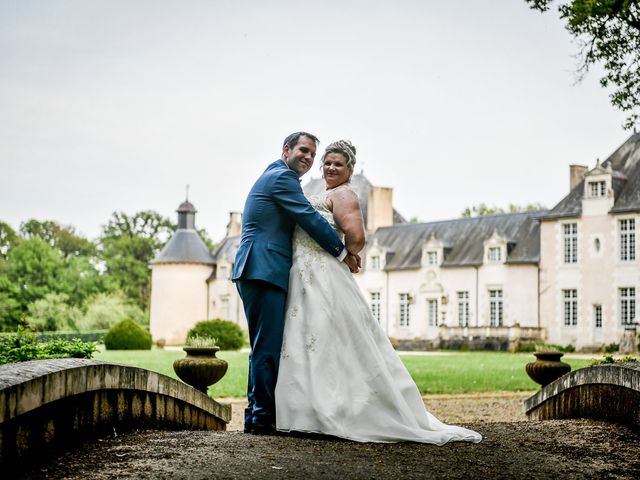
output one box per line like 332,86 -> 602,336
619,219 -> 636,261
428,299 -> 438,327
488,247 -> 501,263
457,291 -> 470,327
594,305 -> 602,328
619,287 -> 636,325
427,251 -> 438,265
218,265 -> 228,279
220,295 -> 230,319
489,289 -> 503,327
563,223 -> 578,264
370,292 -> 381,323
588,181 -> 606,197
399,293 -> 410,326
563,289 -> 578,326
370,255 -> 380,270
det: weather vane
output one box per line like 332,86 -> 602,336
186,184 -> 190,201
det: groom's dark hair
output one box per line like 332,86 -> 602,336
283,131 -> 320,150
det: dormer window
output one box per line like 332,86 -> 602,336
370,255 -> 381,270
488,247 -> 502,263
421,233 -> 443,268
483,231 -> 507,265
588,181 -> 606,197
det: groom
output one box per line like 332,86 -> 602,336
233,131 -> 359,434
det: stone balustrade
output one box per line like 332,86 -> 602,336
524,362 -> 640,426
0,358 -> 231,467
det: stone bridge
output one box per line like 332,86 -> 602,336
524,362 -> 640,426
0,358 -> 231,467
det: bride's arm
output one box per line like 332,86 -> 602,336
328,187 -> 365,255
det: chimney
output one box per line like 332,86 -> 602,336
367,187 -> 393,233
569,164 -> 588,191
226,211 -> 242,237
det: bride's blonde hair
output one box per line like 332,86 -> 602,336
321,140 -> 357,169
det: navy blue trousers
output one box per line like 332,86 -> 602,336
236,279 -> 286,427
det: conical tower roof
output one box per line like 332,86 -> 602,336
151,198 -> 215,265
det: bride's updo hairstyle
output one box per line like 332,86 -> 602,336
322,140 -> 357,170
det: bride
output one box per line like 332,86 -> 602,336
274,140 -> 482,444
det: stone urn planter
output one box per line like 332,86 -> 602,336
173,346 -> 228,394
525,351 -> 571,387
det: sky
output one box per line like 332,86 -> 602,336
0,0 -> 633,242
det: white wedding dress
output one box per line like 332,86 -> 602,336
274,187 -> 482,444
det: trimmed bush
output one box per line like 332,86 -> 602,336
187,319 -> 244,350
104,319 -> 152,350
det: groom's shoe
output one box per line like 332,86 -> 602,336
243,423 -> 253,434
250,423 -> 278,436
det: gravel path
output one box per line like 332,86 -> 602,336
16,394 -> 640,480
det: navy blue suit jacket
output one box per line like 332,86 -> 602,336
232,159 -> 344,292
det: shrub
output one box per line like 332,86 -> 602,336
36,330 -> 108,344
517,342 -> 575,353
516,341 -> 538,352
557,344 -> 576,353
590,355 -> 638,365
187,319 -> 244,350
0,328 -> 96,364
388,337 -> 399,350
104,319 -> 152,350
186,335 -> 218,348
604,342 -> 620,354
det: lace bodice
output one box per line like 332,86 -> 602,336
293,186 -> 347,255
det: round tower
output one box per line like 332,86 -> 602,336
149,199 -> 215,345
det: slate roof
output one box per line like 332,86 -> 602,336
367,211 -> 546,270
212,235 -> 240,263
544,132 -> 640,219
303,174 -> 406,229
151,230 -> 215,265
177,200 -> 197,213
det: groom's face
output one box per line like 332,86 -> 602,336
283,135 -> 317,177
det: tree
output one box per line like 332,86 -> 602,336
20,219 -> 95,259
461,203 -> 547,217
76,291 -> 147,331
5,238 -> 65,307
99,211 -> 174,310
26,292 -> 82,332
197,227 -> 217,252
526,0 -> 640,129
0,238 -> 66,331
0,221 -> 19,259
0,274 -> 23,331
57,255 -> 104,306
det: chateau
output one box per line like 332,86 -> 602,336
150,133 -> 640,351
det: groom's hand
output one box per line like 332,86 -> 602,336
344,254 -> 360,273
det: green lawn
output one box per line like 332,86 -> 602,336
95,348 -> 594,398
95,347 -> 247,398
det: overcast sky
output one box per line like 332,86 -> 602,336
0,0 -> 632,242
